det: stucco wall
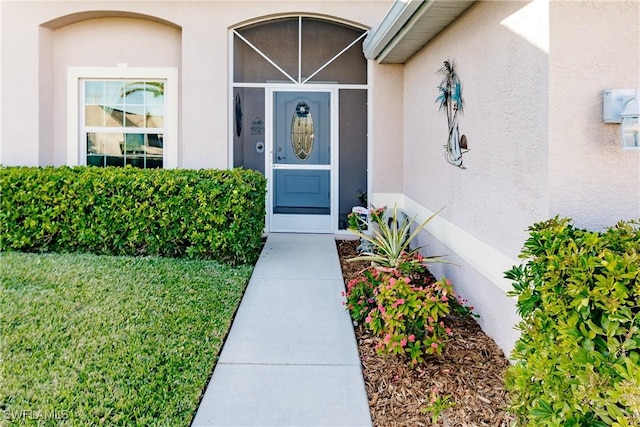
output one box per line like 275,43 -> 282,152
51,17 -> 182,166
549,0 -> 640,230
0,0 -> 391,168
369,63 -> 405,195
402,0 -> 549,260
414,227 -> 521,358
375,0 -> 551,357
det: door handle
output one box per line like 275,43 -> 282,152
277,156 -> 286,160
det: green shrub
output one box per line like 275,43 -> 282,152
366,273 -> 456,366
345,261 -> 475,367
0,166 -> 266,265
345,206 -> 475,366
505,217 -> 640,426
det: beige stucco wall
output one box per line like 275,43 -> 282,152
411,0 -> 548,356
401,0 -> 550,260
369,63 -> 404,194
0,0 -> 392,168
51,17 -> 182,166
549,0 -> 640,230
371,0 -> 552,357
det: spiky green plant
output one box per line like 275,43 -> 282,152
347,205 -> 446,270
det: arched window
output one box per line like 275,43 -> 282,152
233,17 -> 367,84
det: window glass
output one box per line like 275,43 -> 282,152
338,89 -> 367,228
301,18 -> 367,84
232,87 -> 266,173
86,132 -> 163,168
82,80 -> 165,168
234,18 -> 366,84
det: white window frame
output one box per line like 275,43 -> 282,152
67,65 -> 178,168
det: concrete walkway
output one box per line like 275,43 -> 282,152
192,234 -> 372,427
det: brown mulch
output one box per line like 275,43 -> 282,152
336,239 -> 515,427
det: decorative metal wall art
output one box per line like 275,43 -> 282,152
291,101 -> 315,161
436,60 -> 468,168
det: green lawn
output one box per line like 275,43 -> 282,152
0,252 -> 253,426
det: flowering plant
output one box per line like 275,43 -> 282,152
343,269 -> 380,323
345,260 -> 475,365
347,206 -> 385,231
365,273 -> 456,366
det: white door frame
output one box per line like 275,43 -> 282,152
266,85 -> 339,233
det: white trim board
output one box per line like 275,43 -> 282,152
370,192 -> 519,295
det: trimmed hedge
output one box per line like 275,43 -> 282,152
505,217 -> 640,426
1,166 -> 266,265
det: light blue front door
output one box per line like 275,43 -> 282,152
271,91 -> 333,232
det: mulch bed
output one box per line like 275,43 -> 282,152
336,239 -> 516,427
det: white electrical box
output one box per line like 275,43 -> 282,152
603,89 -> 636,123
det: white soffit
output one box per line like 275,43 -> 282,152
364,0 -> 476,64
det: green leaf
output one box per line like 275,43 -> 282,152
531,399 -> 553,419
504,217 -> 640,426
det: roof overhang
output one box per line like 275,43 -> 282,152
363,0 -> 476,64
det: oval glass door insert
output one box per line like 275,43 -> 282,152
291,101 -> 314,161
